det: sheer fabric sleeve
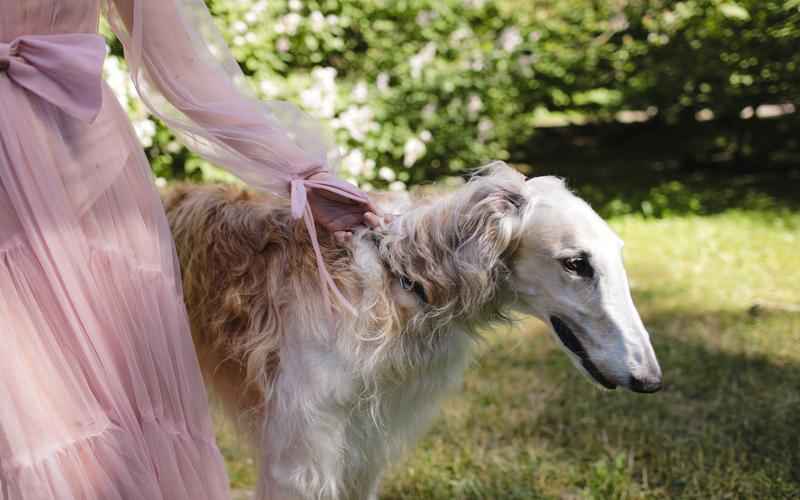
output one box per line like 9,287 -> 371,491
103,0 -> 369,312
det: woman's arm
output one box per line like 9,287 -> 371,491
104,0 -> 377,233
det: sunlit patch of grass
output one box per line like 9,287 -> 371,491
215,414 -> 257,490
217,210 -> 800,498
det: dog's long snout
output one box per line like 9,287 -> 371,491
628,355 -> 662,393
620,324 -> 662,393
628,372 -> 662,393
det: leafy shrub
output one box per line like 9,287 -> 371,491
617,0 -> 800,123
103,0 -> 799,196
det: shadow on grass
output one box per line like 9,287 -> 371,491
529,307 -> 799,498
382,306 -> 799,499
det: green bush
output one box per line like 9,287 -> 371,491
618,0 -> 800,122
103,0 -> 799,194
206,0 -> 552,189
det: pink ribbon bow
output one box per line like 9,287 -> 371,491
0,34 -> 106,123
291,167 -> 373,315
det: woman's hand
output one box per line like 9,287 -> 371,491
305,172 -> 390,244
332,213 -> 387,244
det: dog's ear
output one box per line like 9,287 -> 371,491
455,178 -> 526,271
466,162 -> 528,218
480,187 -> 526,216
462,169 -> 527,223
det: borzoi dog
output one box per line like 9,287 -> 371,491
164,162 -> 662,500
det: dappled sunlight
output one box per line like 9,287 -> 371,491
613,213 -> 800,309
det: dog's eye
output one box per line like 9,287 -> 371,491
560,256 -> 594,279
399,276 -> 413,290
399,275 -> 429,303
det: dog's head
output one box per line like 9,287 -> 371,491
511,174 -> 661,393
378,163 -> 661,393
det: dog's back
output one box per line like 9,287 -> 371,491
164,184 -> 333,429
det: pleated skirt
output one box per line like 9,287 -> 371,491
0,73 -> 230,499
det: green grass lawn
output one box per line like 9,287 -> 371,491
217,210 -> 800,499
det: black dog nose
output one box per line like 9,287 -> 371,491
629,375 -> 662,393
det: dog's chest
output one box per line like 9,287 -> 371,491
339,330 -> 474,474
270,327 -> 473,497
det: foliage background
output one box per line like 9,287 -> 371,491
103,0 -> 800,213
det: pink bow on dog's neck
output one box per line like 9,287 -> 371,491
290,167 -> 371,316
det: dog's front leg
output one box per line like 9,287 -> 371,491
256,435 -> 348,500
255,477 -> 307,500
366,472 -> 383,500
258,353 -> 358,500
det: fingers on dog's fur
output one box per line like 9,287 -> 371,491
335,231 -> 353,244
364,212 -> 383,229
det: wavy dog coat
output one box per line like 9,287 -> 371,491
164,164 -> 529,499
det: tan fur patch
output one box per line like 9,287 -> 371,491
165,184 -> 356,428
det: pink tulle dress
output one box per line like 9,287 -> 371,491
0,0 -> 369,498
